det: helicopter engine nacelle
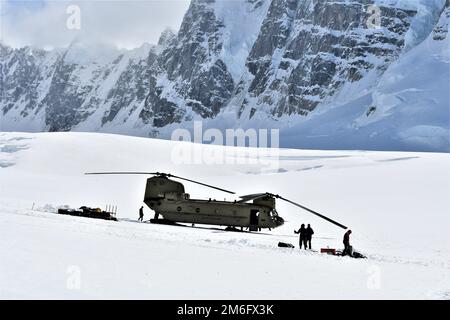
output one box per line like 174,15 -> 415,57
144,176 -> 185,201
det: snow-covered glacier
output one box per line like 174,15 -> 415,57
0,131 -> 449,298
1,0 -> 449,152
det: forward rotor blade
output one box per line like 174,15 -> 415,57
276,195 -> 347,230
168,174 -> 235,194
85,172 -> 160,175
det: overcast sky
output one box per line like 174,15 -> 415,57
0,0 -> 191,49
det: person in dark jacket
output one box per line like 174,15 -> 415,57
343,230 -> 352,256
305,224 -> 314,249
138,206 -> 144,222
294,224 -> 308,250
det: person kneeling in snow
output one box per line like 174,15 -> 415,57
342,230 -> 353,257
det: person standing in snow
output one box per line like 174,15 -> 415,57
343,230 -> 352,256
294,224 -> 308,250
305,224 -> 314,249
138,206 -> 144,222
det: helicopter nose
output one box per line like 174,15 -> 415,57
276,216 -> 284,226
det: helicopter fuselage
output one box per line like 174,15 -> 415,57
143,176 -> 284,230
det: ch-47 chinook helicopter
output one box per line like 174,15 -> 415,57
85,172 -> 347,232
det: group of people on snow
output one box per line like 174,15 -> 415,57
294,224 -> 314,249
295,224 -> 354,256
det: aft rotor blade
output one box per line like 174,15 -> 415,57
168,174 -> 235,195
276,195 -> 347,230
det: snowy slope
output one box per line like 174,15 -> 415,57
368,4 -> 450,150
0,132 -> 449,299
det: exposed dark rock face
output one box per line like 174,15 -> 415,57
239,0 -> 416,118
1,47 -> 50,117
140,0 -> 236,127
433,1 -> 450,40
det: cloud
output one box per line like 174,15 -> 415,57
0,0 -> 191,49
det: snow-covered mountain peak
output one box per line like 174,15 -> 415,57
157,28 -> 177,47
1,0 -> 448,152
